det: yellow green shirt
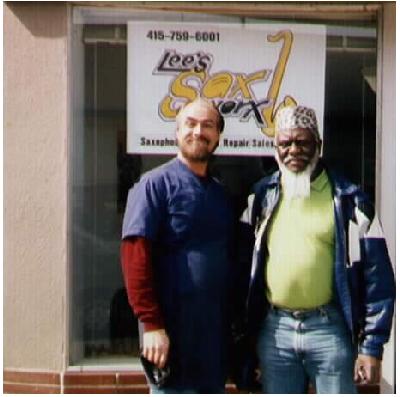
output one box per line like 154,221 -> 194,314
266,170 -> 335,309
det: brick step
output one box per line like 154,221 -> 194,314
3,369 -> 380,393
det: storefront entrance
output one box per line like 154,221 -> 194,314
71,7 -> 377,370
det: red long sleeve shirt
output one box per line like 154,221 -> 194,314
120,237 -> 164,332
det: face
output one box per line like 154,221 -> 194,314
176,101 -> 221,163
275,128 -> 320,173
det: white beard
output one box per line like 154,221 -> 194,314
275,150 -> 320,200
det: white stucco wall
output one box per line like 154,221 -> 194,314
4,3 -> 69,371
377,3 -> 396,393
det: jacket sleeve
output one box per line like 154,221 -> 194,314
230,190 -> 262,392
351,199 -> 395,359
233,192 -> 258,325
120,237 -> 165,332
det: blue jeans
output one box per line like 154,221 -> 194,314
257,304 -> 357,394
150,386 -> 225,394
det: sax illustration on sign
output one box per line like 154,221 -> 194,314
156,30 -> 297,137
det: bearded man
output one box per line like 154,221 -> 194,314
238,105 -> 395,393
121,98 -> 233,393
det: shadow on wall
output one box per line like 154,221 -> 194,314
7,2 -> 67,38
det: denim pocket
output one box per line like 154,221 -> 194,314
322,306 -> 350,334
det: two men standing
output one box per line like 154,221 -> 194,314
121,99 -> 395,393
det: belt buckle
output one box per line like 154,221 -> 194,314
291,310 -> 304,319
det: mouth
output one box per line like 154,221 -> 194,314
187,137 -> 209,146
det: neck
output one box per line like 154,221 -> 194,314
177,153 -> 208,177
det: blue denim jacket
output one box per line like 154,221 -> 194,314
240,166 -> 395,359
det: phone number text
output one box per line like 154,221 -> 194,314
146,30 -> 220,42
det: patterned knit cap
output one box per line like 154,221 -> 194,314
275,105 -> 319,139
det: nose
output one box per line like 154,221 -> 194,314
288,141 -> 301,154
193,123 -> 202,136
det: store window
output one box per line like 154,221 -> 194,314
70,6 -> 378,367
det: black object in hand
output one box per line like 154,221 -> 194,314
140,355 -> 171,388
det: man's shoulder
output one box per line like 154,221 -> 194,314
126,159 -> 177,201
326,167 -> 365,197
135,158 -> 178,188
325,167 -> 374,215
253,170 -> 280,193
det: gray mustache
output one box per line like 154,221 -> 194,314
284,155 -> 309,164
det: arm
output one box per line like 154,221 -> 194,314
230,191 -> 262,392
351,200 -> 395,382
233,193 -> 258,329
121,237 -> 169,368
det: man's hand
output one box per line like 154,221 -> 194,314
354,354 -> 381,384
142,329 -> 170,369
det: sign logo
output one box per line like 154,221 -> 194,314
128,22 -> 326,155
155,31 -> 296,137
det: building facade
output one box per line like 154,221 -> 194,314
4,1 -> 396,393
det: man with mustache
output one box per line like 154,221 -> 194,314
238,105 -> 395,393
121,98 -> 232,393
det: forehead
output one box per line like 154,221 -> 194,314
180,102 -> 218,121
276,128 -> 315,141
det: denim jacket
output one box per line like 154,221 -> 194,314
239,166 -> 395,359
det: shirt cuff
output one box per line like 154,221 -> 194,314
143,321 -> 165,332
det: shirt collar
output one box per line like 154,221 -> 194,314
311,169 -> 329,192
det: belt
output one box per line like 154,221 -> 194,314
270,304 -> 331,319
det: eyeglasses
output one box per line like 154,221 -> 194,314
275,139 -> 315,150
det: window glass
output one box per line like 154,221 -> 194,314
71,7 -> 377,366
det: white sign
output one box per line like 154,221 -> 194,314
128,21 -> 326,155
